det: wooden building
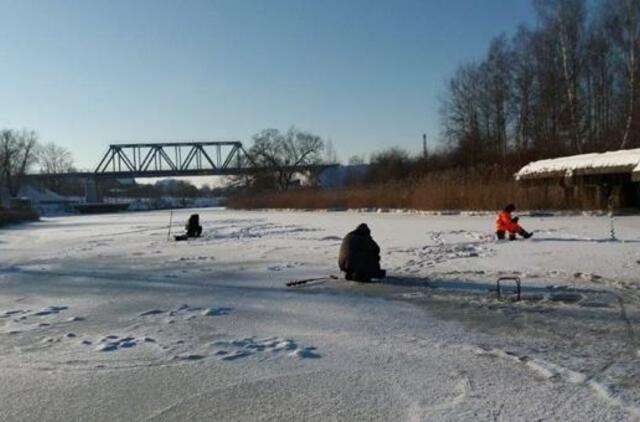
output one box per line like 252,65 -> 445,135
516,149 -> 640,209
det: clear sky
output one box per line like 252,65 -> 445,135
0,0 -> 536,170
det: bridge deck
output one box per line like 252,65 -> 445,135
25,165 -> 336,180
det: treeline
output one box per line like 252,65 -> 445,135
0,128 -> 75,202
104,179 -> 230,199
440,0 -> 640,166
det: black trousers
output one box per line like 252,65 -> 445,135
187,225 -> 202,237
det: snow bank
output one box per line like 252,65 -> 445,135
516,148 -> 640,181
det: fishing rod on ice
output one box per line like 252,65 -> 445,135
167,210 -> 174,241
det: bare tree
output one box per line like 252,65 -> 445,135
324,139 -> 339,164
584,16 -> 615,149
485,34 -> 513,160
348,155 -> 366,165
440,63 -> 485,165
606,0 -> 640,148
511,26 -> 535,154
367,147 -> 412,183
535,0 -> 587,153
38,142 -> 75,174
248,127 -> 325,190
0,129 -> 39,201
438,0 -> 640,165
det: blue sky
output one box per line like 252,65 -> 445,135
0,0 -> 536,169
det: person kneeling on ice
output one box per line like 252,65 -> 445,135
186,213 -> 203,237
338,223 -> 386,282
175,214 -> 203,241
496,204 -> 532,240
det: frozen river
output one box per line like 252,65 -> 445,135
1,209 -> 639,421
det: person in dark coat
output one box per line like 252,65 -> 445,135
186,214 -> 202,238
338,223 -> 386,282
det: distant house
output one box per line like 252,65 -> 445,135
515,148 -> 640,209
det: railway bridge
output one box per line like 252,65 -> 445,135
26,141 -> 334,203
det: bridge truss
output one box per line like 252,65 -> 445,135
94,141 -> 255,178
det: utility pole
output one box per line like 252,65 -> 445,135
422,133 -> 428,160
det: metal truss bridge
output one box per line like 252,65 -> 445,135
94,141 -> 253,178
28,141 -> 333,180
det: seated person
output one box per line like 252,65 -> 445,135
496,204 -> 532,240
338,223 -> 386,282
186,213 -> 202,238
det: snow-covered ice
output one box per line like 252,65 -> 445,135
0,208 -> 639,420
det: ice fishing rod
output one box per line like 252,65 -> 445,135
167,210 -> 174,241
286,275 -> 338,287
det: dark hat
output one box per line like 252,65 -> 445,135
504,204 -> 516,212
355,223 -> 370,235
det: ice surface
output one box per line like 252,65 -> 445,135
0,208 -> 639,420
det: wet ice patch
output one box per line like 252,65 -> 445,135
549,292 -> 583,304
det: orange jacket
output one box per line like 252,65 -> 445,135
496,210 -> 520,232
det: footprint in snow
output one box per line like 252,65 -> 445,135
67,316 -> 85,322
94,335 -> 156,352
202,307 -> 232,316
290,347 -> 321,359
173,353 -> 205,361
139,309 -> 165,317
320,235 -> 342,241
0,309 -> 28,318
211,337 -> 320,361
220,350 -> 252,361
33,305 -> 68,316
139,305 -> 232,319
268,263 -> 300,272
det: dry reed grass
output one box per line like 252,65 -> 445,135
228,168 -> 591,211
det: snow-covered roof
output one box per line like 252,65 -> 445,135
515,148 -> 640,182
17,184 -> 68,203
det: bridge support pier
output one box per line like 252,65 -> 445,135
84,178 -> 103,203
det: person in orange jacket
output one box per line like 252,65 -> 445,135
496,204 -> 532,240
